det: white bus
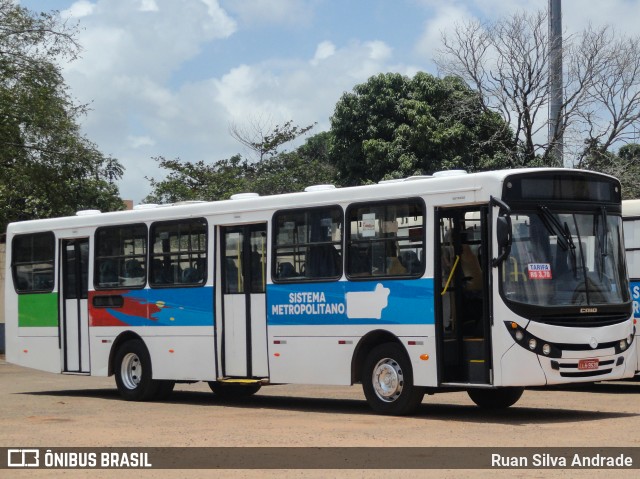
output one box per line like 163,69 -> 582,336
622,199 -> 640,373
5,168 -> 637,415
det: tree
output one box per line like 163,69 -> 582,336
581,142 -> 640,199
435,10 -> 640,167
0,0 -> 124,232
328,72 -> 513,185
144,155 -> 254,204
252,132 -> 337,195
145,130 -> 337,203
229,117 -> 316,161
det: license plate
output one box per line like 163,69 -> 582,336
578,358 -> 599,370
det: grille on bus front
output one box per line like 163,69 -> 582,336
532,313 -> 629,327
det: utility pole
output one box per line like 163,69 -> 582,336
549,0 -> 563,166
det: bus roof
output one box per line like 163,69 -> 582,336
6,168 -> 615,235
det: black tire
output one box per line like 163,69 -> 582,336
207,381 -> 262,398
361,343 -> 424,415
114,340 -> 160,401
467,387 -> 524,409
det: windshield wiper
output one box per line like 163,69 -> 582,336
600,206 -> 608,257
539,205 -> 578,274
539,206 -> 575,251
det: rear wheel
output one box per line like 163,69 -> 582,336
208,381 -> 262,398
114,340 -> 160,401
467,387 -> 524,409
362,343 -> 424,415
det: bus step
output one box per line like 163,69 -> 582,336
467,359 -> 485,383
216,378 -> 265,385
463,338 -> 484,359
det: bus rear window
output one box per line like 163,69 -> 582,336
12,232 -> 55,293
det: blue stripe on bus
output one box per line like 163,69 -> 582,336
267,278 -> 435,326
105,286 -> 214,327
630,281 -> 640,320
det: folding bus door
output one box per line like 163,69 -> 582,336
218,224 -> 269,378
60,238 -> 90,374
436,207 -> 492,385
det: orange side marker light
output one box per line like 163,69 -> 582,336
419,354 -> 430,361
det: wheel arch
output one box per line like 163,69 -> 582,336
108,331 -> 145,377
351,329 -> 406,384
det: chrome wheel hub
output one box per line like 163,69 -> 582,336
372,358 -> 404,402
121,352 -> 142,390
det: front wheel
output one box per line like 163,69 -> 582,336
362,343 -> 424,415
114,340 -> 160,401
467,387 -> 524,409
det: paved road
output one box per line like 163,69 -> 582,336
1,357 -> 639,478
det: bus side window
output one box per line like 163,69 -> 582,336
95,224 -> 147,289
272,206 -> 343,282
346,199 -> 424,279
149,218 -> 208,287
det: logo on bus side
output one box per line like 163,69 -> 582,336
345,283 -> 390,319
271,283 -> 390,320
632,283 -> 640,318
268,278 -> 435,325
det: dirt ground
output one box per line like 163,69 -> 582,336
1,356 -> 639,479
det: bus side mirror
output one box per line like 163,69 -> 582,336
492,215 -> 512,267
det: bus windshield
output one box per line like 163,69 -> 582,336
501,208 -> 628,307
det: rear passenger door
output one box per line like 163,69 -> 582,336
60,237 -> 90,373
218,223 -> 268,378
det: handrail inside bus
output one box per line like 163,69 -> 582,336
441,255 -> 460,296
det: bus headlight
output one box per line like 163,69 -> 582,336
515,330 -> 524,341
620,340 -> 627,351
542,344 -> 551,355
529,339 -> 537,350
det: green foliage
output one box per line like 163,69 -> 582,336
145,155 -> 254,204
252,134 -> 336,195
329,72 -> 513,185
144,132 -> 337,203
580,142 -> 640,199
0,0 -> 124,233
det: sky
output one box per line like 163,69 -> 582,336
16,0 -> 640,204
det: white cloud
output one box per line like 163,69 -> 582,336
213,39 -> 412,137
138,0 -> 158,13
414,3 -> 474,64
53,0 -> 238,201
128,135 -> 156,148
61,0 -> 96,18
311,41 -> 336,65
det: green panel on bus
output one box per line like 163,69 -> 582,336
18,293 -> 59,327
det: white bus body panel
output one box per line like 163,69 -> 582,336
250,295 -> 269,378
267,325 -> 437,387
9,333 -> 61,373
89,326 -> 216,380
